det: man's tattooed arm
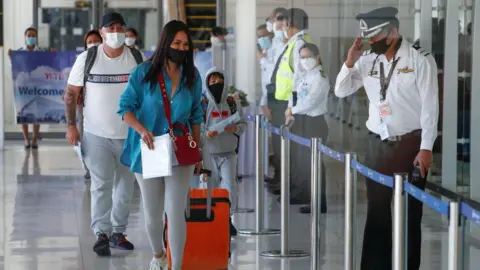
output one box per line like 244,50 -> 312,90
64,85 -> 81,126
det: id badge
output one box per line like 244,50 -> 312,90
379,101 -> 392,120
379,122 -> 390,140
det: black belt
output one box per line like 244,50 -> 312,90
370,129 -> 421,142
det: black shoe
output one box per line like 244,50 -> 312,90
109,233 -> 135,250
276,196 -> 310,205
300,205 -> 311,214
84,170 -> 91,180
271,188 -> 281,195
93,233 -> 111,256
230,218 -> 237,237
299,204 -> 327,214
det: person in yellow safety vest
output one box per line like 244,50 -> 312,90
275,8 -> 311,102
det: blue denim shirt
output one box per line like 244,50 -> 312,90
117,61 -> 203,174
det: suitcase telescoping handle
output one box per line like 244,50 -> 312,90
186,169 -> 213,220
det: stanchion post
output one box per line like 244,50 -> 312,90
280,124 -> 290,254
238,115 -> 279,236
261,125 -> 309,258
344,153 -> 354,270
448,201 -> 460,270
393,173 -> 406,270
311,138 -> 322,269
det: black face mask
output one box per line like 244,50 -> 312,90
209,83 -> 224,103
167,48 -> 187,64
370,37 -> 390,55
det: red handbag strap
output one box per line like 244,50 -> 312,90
158,71 -> 173,130
158,71 -> 189,134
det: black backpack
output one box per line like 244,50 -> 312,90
82,46 -> 144,105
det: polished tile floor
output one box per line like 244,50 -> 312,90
1,122 -> 480,270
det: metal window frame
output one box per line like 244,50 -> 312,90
442,0 -> 460,191
470,0 -> 480,205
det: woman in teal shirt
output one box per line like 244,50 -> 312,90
117,20 -> 203,270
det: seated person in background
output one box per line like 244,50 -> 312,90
285,43 -> 330,214
202,67 -> 248,237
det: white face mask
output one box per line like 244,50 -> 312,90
125,37 -> 136,47
105,32 -> 125,49
86,43 -> 101,49
266,21 -> 273,32
300,58 -> 317,71
210,36 -> 221,45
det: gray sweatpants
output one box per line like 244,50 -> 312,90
82,132 -> 135,235
135,165 -> 194,270
210,154 -> 238,212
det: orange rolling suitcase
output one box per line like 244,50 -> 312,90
164,184 -> 231,270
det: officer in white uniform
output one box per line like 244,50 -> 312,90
286,43 -> 330,214
334,7 -> 438,270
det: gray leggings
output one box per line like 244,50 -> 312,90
135,165 -> 194,269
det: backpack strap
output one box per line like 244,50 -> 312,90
83,46 -> 98,106
129,47 -> 144,65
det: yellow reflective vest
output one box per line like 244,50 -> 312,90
275,34 -> 312,101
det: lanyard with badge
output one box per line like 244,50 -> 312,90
371,55 -> 400,140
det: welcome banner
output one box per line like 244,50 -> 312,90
11,51 -> 77,124
10,50 -> 213,124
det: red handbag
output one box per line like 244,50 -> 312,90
158,72 -> 201,166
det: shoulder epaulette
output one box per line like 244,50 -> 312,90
412,44 -> 430,57
319,70 -> 327,78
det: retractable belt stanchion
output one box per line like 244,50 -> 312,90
448,201 -> 460,270
344,153 -> 357,270
261,125 -> 309,258
238,115 -> 280,236
393,173 -> 407,270
311,138 -> 322,269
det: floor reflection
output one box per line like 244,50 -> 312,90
0,136 -> 479,269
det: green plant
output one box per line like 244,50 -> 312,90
228,85 -> 249,107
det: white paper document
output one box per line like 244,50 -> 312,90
141,134 -> 173,179
73,143 -> 85,169
208,112 -> 241,134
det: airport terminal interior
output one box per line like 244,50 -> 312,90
1,0 -> 480,269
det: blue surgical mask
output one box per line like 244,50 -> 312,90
257,37 -> 271,50
25,37 -> 37,46
274,30 -> 285,41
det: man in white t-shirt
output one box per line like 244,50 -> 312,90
64,12 -> 145,257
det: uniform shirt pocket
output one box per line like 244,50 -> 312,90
396,72 -> 416,89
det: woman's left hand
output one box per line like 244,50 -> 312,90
195,162 -> 203,176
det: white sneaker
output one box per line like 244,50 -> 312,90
149,256 -> 168,270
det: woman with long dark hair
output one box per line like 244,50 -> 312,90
117,20 -> 203,270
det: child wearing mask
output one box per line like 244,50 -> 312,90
285,43 -> 330,214
202,67 -> 248,236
